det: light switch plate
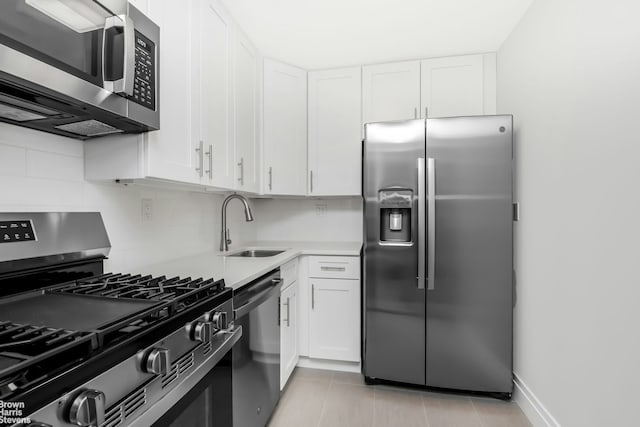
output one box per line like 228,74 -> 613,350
315,204 -> 327,216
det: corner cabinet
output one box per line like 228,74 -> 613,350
307,67 -> 362,196
263,59 -> 307,196
232,29 -> 260,193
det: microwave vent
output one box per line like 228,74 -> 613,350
55,119 -> 123,137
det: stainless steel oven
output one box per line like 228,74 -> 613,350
0,212 -> 241,427
0,0 -> 159,139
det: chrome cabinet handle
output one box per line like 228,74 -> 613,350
427,157 -> 436,291
206,144 -> 213,179
103,15 -> 135,95
417,157 -> 425,289
311,284 -> 315,310
195,141 -> 204,177
237,157 -> 244,185
268,166 -> 273,191
310,170 -> 314,193
320,266 -> 345,272
277,297 -> 281,326
282,297 -> 290,327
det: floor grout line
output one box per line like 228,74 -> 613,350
469,396 -> 487,427
315,376 -> 332,427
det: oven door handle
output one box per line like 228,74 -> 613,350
103,14 -> 135,95
233,277 -> 282,320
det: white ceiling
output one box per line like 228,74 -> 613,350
219,0 -> 534,70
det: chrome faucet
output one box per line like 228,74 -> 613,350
220,193 -> 254,252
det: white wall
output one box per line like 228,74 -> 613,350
497,1 -> 640,426
0,123 -> 250,274
247,198 -> 362,242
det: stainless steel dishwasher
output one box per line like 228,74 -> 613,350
232,269 -> 282,427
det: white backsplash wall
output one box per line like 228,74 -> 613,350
0,123 -> 249,273
247,198 -> 362,242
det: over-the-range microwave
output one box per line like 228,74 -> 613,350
0,0 -> 159,139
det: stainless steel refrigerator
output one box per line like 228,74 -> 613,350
362,115 -> 513,397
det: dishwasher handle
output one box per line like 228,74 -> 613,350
233,274 -> 282,320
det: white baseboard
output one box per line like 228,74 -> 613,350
296,356 -> 361,373
513,373 -> 561,427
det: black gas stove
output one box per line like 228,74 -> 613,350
0,213 -> 240,427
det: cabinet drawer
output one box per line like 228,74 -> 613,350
281,258 -> 298,289
308,256 -> 360,279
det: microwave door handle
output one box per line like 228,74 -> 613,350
103,15 -> 135,95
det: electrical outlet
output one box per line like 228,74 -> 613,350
315,204 -> 327,217
142,198 -> 153,221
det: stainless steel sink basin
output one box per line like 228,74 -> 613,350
227,249 -> 285,258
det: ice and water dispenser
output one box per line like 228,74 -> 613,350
379,189 -> 413,242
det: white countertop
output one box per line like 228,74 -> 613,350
138,241 -> 362,291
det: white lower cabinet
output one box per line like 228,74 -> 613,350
308,278 -> 360,362
280,282 -> 298,389
280,262 -> 299,389
305,256 -> 361,363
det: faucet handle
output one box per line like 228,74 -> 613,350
226,229 -> 232,246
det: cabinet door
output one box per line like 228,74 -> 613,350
145,0 -> 200,184
280,282 -> 298,389
362,61 -> 420,125
309,278 -> 360,362
198,0 -> 234,188
233,29 -> 260,193
420,54 -> 494,118
263,58 -> 307,195
308,67 -> 362,196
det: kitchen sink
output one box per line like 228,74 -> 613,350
227,249 -> 286,258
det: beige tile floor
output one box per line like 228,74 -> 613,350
268,368 -> 532,427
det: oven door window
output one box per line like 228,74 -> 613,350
152,350 -> 233,427
0,0 -> 123,86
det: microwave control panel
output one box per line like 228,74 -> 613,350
1,220 -> 36,243
132,31 -> 156,110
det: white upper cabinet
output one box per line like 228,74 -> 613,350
308,67 -> 362,196
420,53 -> 496,118
197,0 -> 234,188
233,29 -> 260,193
263,58 -> 307,196
362,61 -> 420,125
144,0 -> 199,184
85,0 -> 240,189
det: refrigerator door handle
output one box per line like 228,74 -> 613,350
427,157 -> 436,291
417,157 -> 426,289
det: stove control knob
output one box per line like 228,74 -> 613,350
67,389 -> 105,427
207,311 -> 228,330
144,348 -> 170,375
188,321 -> 212,343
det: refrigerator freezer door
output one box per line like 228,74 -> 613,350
363,119 -> 426,385
425,115 -> 513,393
